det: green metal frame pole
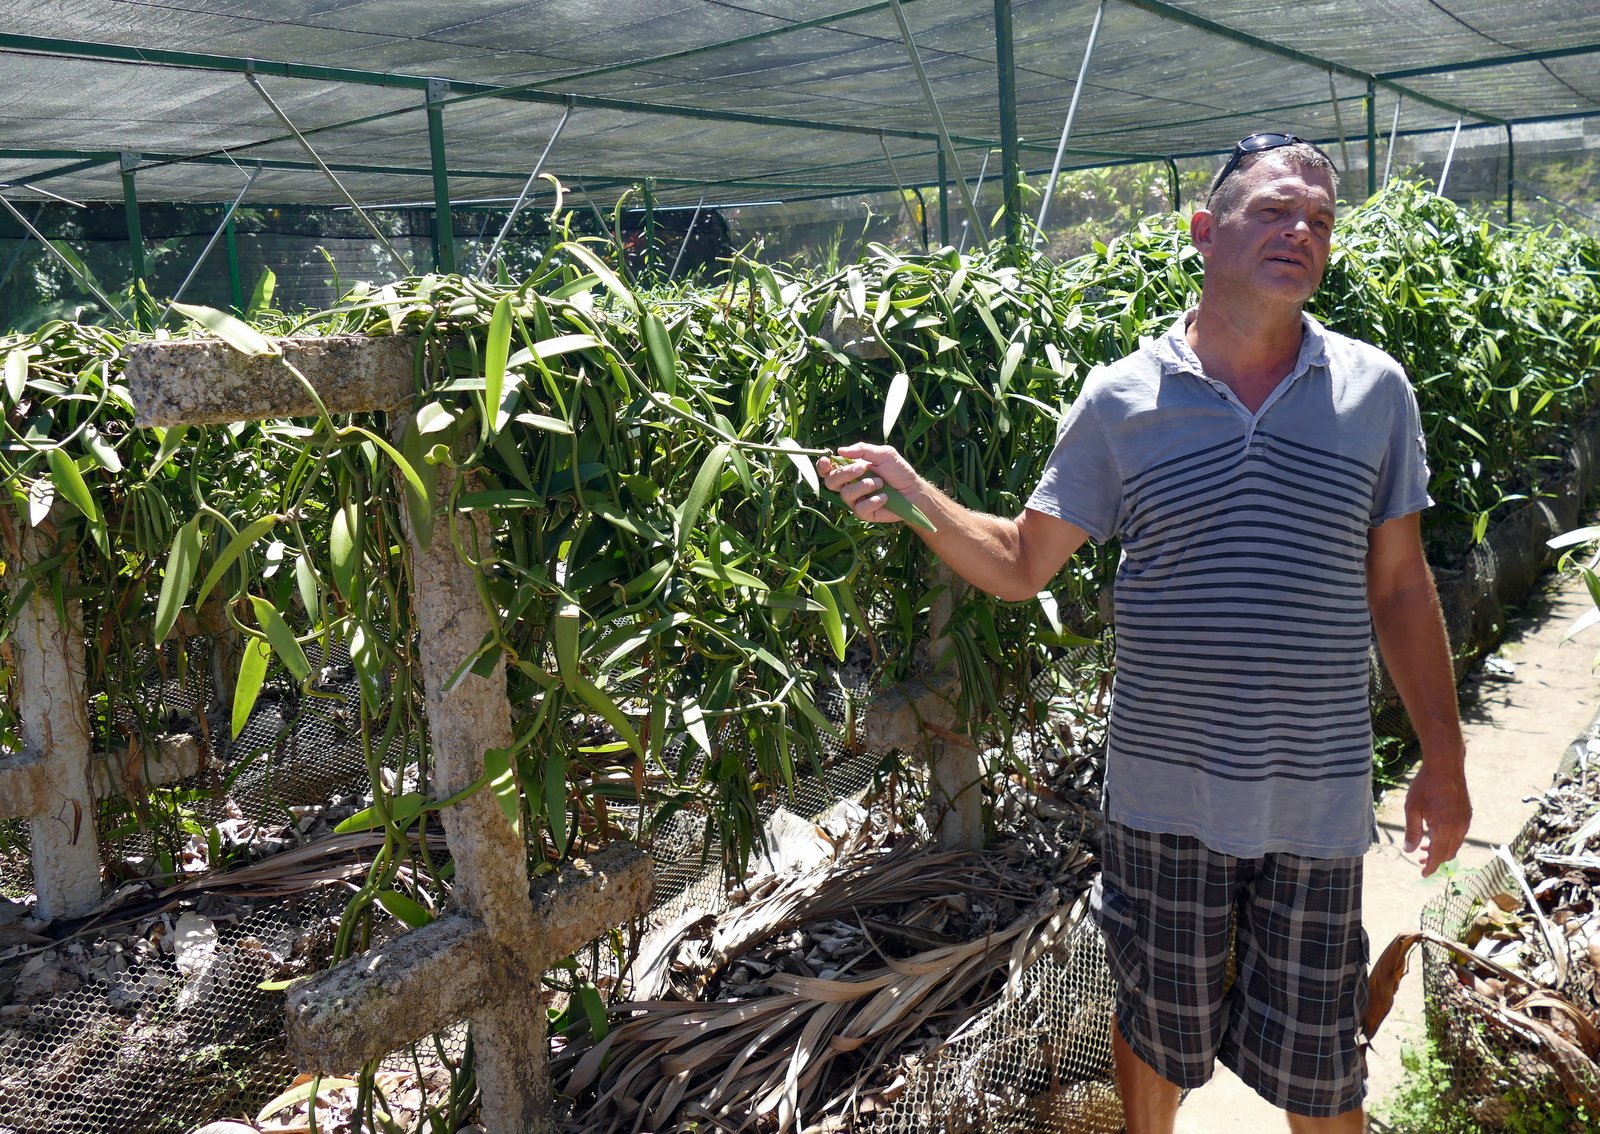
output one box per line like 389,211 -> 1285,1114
1035,0 -> 1106,244
643,177 -> 658,279
937,148 -> 950,244
886,0 -> 988,246
1505,123 -> 1515,224
1366,81 -> 1377,199
427,79 -> 455,274
1165,157 -> 1180,212
993,0 -> 1022,247
225,209 -> 243,312
120,152 -> 145,322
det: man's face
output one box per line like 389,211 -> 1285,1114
1190,155 -> 1336,307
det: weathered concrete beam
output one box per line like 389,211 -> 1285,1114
1,734 -> 208,817
285,844 -> 651,1074
126,334 -> 415,427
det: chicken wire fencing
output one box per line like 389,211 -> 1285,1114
1418,716 -> 1600,1133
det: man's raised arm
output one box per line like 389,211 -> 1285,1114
818,442 -> 1088,603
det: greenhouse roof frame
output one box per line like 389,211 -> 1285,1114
0,0 -> 1597,264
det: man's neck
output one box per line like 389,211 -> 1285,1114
1185,296 -> 1306,415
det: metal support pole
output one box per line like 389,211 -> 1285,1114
483,100 -> 572,275
120,152 -> 145,321
667,183 -> 709,280
1438,118 -> 1463,197
1505,123 -> 1515,224
937,148 -> 950,245
642,178 -> 657,278
0,194 -> 125,321
993,0 -> 1023,247
246,72 -> 413,273
427,78 -> 455,274
225,210 -> 243,313
1035,0 -> 1106,243
887,0 -> 987,246
1327,71 -> 1351,178
1383,95 -> 1402,188
160,165 -> 260,325
1165,157 -> 1180,212
1366,81 -> 1377,199
958,148 -> 992,255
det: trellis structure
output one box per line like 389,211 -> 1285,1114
0,1 -> 1596,291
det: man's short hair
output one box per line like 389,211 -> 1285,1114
1205,144 -> 1340,218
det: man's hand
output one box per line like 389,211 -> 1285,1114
817,442 -> 922,525
1404,755 -> 1471,877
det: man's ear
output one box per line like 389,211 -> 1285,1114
1189,207 -> 1215,257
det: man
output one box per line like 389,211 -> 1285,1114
819,134 -> 1471,1132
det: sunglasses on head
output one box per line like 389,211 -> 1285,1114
1211,133 -> 1336,197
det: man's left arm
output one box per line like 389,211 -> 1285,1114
1367,512 -> 1472,876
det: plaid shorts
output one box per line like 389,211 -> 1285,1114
1093,818 -> 1368,1117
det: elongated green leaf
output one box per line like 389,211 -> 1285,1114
294,553 -> 318,621
144,425 -> 188,481
335,792 -> 429,834
619,558 -> 671,601
348,621 -> 383,713
484,746 -> 522,837
415,402 -> 456,435
45,447 -> 99,523
83,425 -> 122,473
881,484 -> 936,532
642,312 -> 677,394
589,500 -> 670,544
755,591 -> 824,612
998,340 -> 1025,393
25,478 -> 53,528
882,371 -> 910,439
681,696 -> 713,756
244,267 -> 276,319
506,334 -> 604,368
376,889 -> 434,928
545,747 -> 568,852
152,517 -> 202,644
3,349 -> 25,403
570,674 -> 644,759
484,295 -> 513,434
676,442 -> 729,546
815,583 -> 847,661
172,302 -> 278,356
340,426 -> 429,503
255,1077 -> 356,1127
515,412 -> 573,434
776,437 -> 819,494
1548,525 -> 1600,550
399,418 -> 436,550
196,514 -> 283,606
552,602 -> 581,682
558,242 -> 639,314
330,503 -> 358,599
249,595 -> 311,682
232,637 -> 271,739
456,489 -> 546,510
689,559 -> 768,590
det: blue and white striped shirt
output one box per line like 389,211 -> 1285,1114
1027,311 -> 1432,858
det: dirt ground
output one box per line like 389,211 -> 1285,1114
1171,569 -> 1600,1133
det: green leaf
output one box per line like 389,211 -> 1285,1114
45,448 -> 107,554
144,425 -> 188,481
244,267 -> 276,319
256,1078 -> 356,1127
506,334 -> 604,367
558,242 -> 639,314
455,489 -> 546,510
514,412 -> 574,434
348,621 -> 383,713
415,401 -> 456,435
589,500 -> 670,544
776,437 -> 819,494
1548,525 -> 1600,550
172,302 -> 278,356
484,294 -> 513,434
294,553 -> 319,622
676,442 -> 729,547
681,695 -> 713,757
998,340 -> 1026,393
83,425 -> 122,473
755,591 -> 824,612
231,637 -> 271,739
882,371 -> 910,439
399,418 -> 437,550
330,503 -> 359,599
249,595 -> 312,682
335,792 -> 429,834
689,559 -> 768,590
881,484 -> 936,532
484,746 -> 522,838
545,747 -> 568,852
196,514 -> 284,606
376,889 -> 435,928
3,349 -> 26,403
642,312 -> 678,394
816,583 -> 847,661
340,426 -> 429,503
553,601 -> 581,682
570,674 -> 644,760
152,517 -> 202,644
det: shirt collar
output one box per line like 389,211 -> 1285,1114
1153,308 -> 1330,387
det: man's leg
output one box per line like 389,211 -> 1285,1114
1113,1019 -> 1181,1134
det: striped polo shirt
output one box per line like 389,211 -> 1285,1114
1027,311 -> 1432,859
